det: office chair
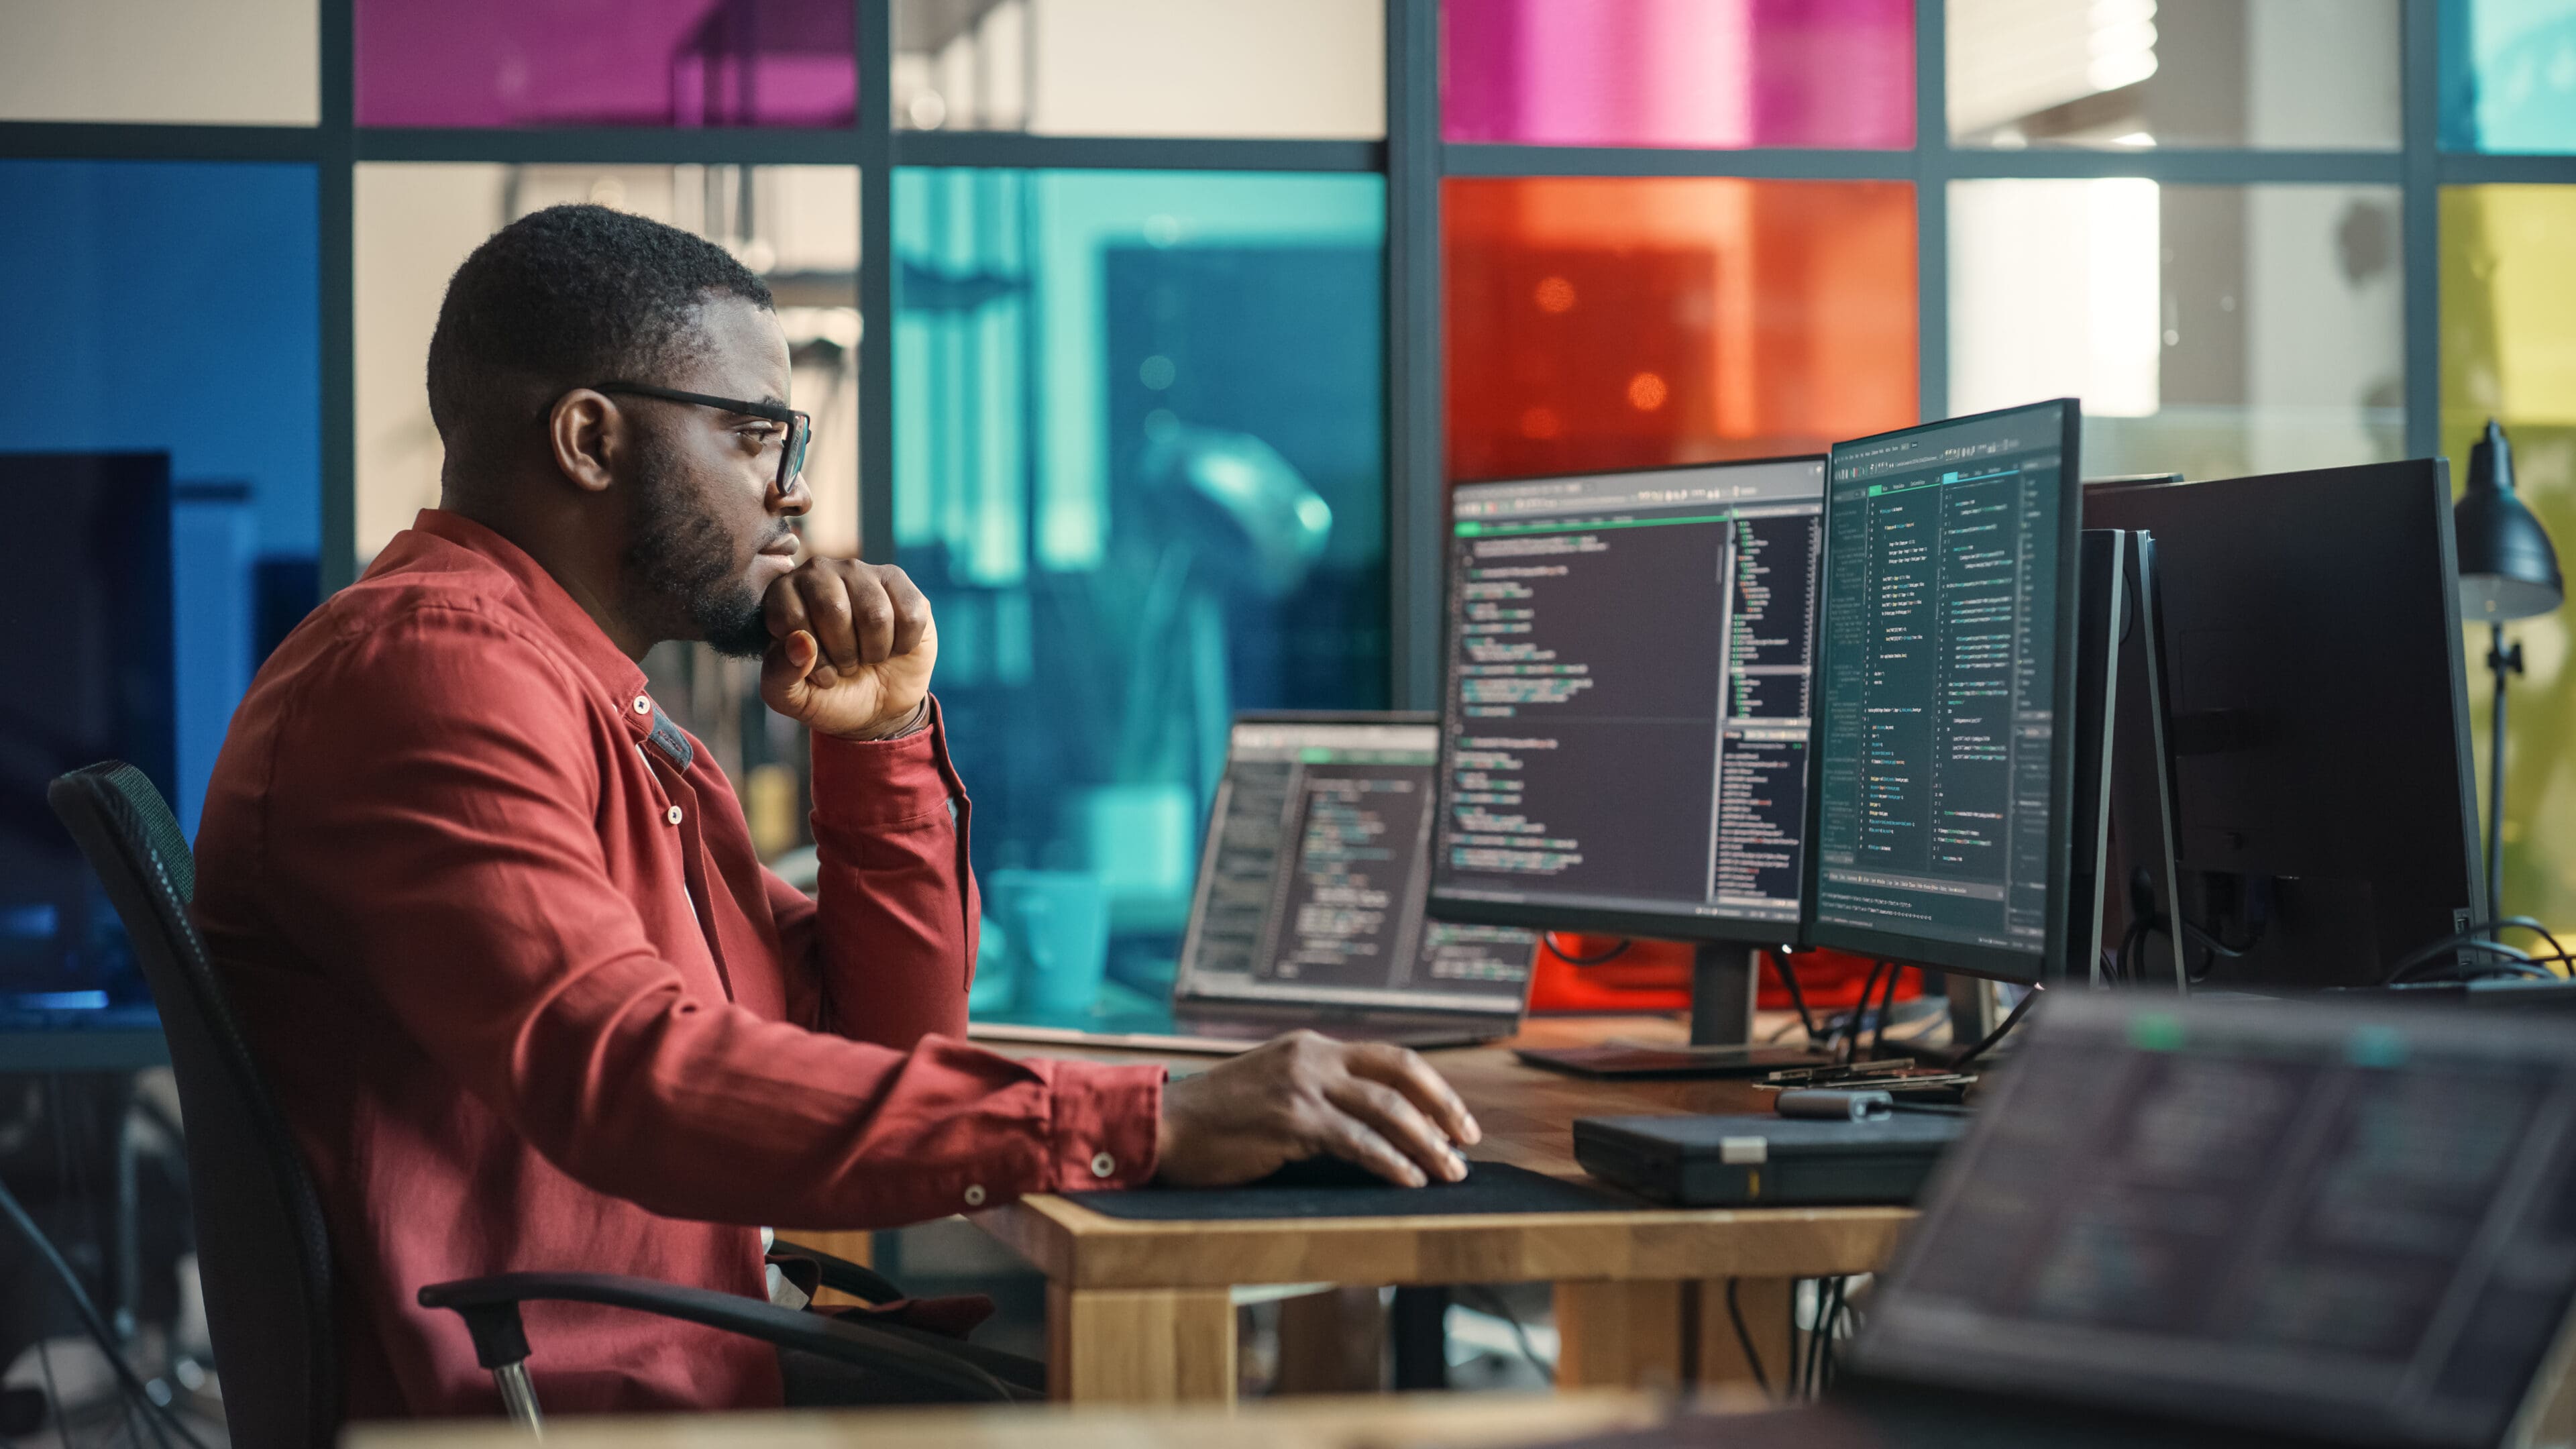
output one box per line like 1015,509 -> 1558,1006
47,762 -> 1031,1444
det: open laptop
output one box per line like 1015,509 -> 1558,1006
1610,991 -> 2576,1448
969,714 -> 1538,1055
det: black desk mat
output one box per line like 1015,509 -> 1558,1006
1067,1159 -> 1650,1221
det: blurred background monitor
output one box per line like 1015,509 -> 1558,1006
0,452 -> 176,1028
1804,399 -> 2086,985
2085,462 -> 2483,988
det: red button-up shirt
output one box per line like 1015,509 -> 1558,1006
192,510 -> 1163,1419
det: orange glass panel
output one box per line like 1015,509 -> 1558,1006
1444,177 -> 1917,482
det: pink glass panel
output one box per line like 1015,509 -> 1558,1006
1442,0 -> 1914,149
356,0 -> 854,129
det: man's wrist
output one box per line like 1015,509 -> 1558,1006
822,697 -> 930,743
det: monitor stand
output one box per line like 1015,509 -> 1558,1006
1513,941 -> 1837,1079
2074,527 -> 2188,991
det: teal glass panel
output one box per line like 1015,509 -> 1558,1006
2445,0 -> 2576,152
894,169 -> 1388,1024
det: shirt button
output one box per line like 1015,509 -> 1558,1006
963,1185 -> 986,1207
1090,1152 -> 1116,1179
665,806 -> 684,826
633,695 -> 652,715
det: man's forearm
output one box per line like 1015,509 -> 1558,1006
804,698 -> 976,1049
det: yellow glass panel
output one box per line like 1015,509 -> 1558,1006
2442,184 -> 2576,932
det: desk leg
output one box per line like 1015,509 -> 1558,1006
1046,1285 -> 1236,1405
1695,1278 -> 1793,1395
1276,1286 -> 1388,1395
1553,1281 -> 1686,1389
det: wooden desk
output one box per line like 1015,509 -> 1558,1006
345,1388 -> 1725,1448
975,1017 -> 1915,1406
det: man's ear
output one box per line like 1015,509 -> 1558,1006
547,388 -> 622,494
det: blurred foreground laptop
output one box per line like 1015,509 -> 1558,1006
1580,993 -> 2576,1449
970,714 -> 1536,1055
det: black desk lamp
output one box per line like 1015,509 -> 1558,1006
2456,419 -> 2564,920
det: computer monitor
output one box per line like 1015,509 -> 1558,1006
1176,714 -> 1534,1019
2084,462 -> 2483,987
1804,400 -> 2084,985
1427,456 -> 1826,943
1424,456 -> 1831,1064
1,453 -> 175,1030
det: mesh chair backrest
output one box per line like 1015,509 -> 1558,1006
47,763 -> 340,1449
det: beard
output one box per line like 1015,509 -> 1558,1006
621,443 -> 777,659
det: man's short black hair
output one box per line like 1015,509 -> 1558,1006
426,203 -> 773,463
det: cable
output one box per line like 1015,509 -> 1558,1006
2388,934 -> 2544,984
1833,962 -> 1886,1061
2145,905 -> 2269,983
0,1175 -> 205,1449
2485,917 -> 2570,969
1949,984 -> 2044,1069
1458,1285 -> 1554,1384
1868,964 -> 1906,1061
54,1073 -> 170,1449
2114,913 -> 2149,985
1816,1278 -> 1847,1394
1802,1279 -> 1846,1398
1799,1281 -> 1819,1398
1768,951 -> 1821,1043
1542,934 -> 1632,968
2181,920 -> 2247,959
1723,1279 -> 1771,1398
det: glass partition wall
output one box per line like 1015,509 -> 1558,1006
6,0 -> 2575,1015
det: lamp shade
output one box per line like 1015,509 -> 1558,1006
2457,419 -> 2564,623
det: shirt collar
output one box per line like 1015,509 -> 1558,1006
404,509 -> 655,724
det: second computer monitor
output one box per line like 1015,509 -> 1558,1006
1805,399 -> 2084,984
1428,455 -> 1825,942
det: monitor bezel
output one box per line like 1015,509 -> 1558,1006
1799,399 -> 2084,985
1424,453 -> 1827,948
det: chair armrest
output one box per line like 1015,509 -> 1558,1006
768,1238 -> 905,1305
418,1273 -> 1022,1402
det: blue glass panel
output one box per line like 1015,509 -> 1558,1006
0,160 -> 321,1022
894,168 -> 1388,1023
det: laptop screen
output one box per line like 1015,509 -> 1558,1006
1858,993 -> 2576,1449
1175,718 -> 1535,1016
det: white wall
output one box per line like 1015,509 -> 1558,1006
0,0 -> 318,124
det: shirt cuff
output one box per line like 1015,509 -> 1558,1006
1046,1061 -> 1165,1191
809,697 -> 959,827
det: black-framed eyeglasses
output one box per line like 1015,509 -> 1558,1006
587,380 -> 810,496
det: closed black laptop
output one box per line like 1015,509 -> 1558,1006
1574,1114 -> 1965,1207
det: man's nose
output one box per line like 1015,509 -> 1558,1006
771,471 -> 812,517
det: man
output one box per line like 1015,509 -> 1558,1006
192,205 -> 1477,1418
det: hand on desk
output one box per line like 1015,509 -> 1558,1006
1155,1031 -> 1481,1188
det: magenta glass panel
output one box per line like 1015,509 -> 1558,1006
1442,0 -> 1913,149
356,0 -> 854,129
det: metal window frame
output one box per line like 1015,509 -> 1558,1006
1,0 -> 2573,692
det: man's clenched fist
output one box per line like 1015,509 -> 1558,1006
759,558 -> 937,740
